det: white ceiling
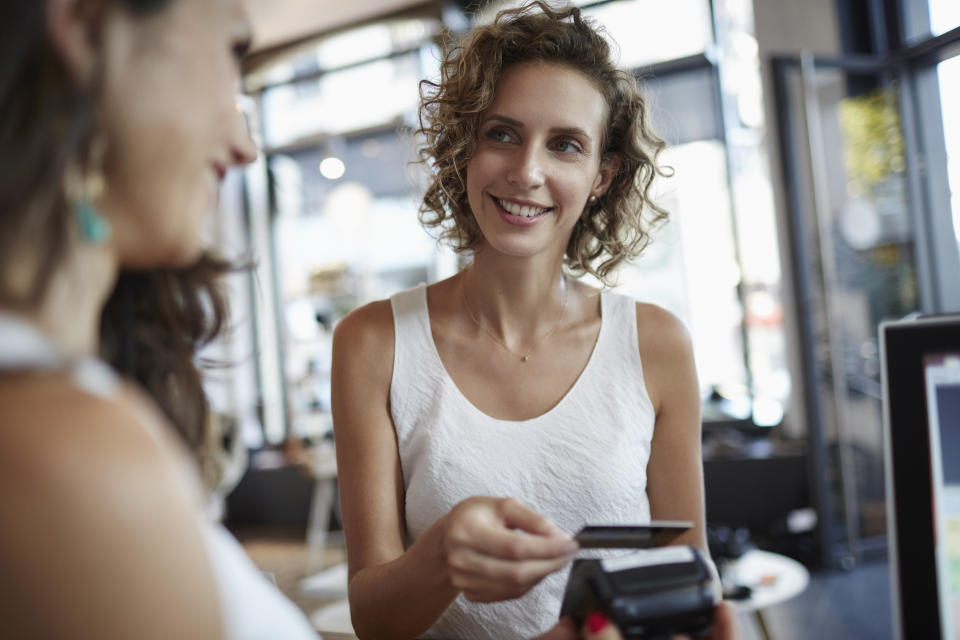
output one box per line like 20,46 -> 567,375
245,0 -> 436,52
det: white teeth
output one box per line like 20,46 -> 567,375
496,198 -> 549,218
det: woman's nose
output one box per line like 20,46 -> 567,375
506,145 -> 545,189
229,102 -> 258,166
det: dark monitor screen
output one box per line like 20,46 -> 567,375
881,315 -> 960,639
925,352 -> 960,638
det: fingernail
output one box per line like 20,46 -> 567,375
586,611 -> 609,633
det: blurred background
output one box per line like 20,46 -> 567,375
198,0 -> 960,636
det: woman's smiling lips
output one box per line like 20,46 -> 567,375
490,194 -> 553,226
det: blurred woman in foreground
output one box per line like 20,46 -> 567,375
0,1 -> 320,637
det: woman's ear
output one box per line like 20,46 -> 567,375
46,0 -> 104,89
592,153 -> 622,198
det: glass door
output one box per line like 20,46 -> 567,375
774,56 -> 923,566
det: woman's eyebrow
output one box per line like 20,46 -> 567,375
485,115 -> 593,140
551,126 -> 592,140
486,114 -> 524,128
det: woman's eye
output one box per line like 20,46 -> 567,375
552,139 -> 583,154
485,128 -> 513,143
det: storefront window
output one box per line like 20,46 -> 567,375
938,56 -> 960,252
582,0 -> 714,68
269,129 -> 454,439
262,52 -> 424,148
603,141 -> 751,399
929,0 -> 960,37
483,0 -> 715,69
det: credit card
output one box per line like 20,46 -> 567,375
574,522 -> 692,549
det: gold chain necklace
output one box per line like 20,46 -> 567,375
461,268 -> 568,363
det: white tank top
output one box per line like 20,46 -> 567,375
389,284 -> 656,639
0,314 -> 319,640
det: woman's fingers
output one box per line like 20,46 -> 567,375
481,498 -> 577,560
445,497 -> 576,561
473,523 -> 578,560
451,550 -> 575,601
531,617 -> 579,640
450,547 -> 574,580
674,601 -> 740,640
583,612 -> 621,639
443,496 -> 577,602
531,614 -> 625,640
498,497 -> 568,537
711,601 -> 738,640
532,593 -> 739,640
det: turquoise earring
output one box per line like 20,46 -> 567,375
66,137 -> 111,245
74,201 -> 112,244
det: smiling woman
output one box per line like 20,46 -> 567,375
331,2 -> 720,639
464,62 -> 619,262
0,1 -> 315,639
416,1 -> 669,284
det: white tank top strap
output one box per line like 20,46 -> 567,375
389,283 -> 437,439
0,313 -> 62,370
389,282 -> 432,360
599,288 -> 646,380
70,358 -> 123,399
0,312 -> 122,399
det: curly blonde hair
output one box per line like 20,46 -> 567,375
416,0 -> 669,284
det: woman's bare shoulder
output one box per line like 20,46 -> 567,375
332,299 -> 396,392
633,302 -> 693,360
1,373 -> 155,444
631,302 -> 698,415
0,374 -> 192,522
334,299 -> 394,350
0,374 -> 222,638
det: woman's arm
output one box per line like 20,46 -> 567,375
635,303 -> 709,552
332,301 -> 458,639
0,379 -> 224,640
332,301 -> 577,640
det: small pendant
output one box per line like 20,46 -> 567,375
521,355 -> 529,362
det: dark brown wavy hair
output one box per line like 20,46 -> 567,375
98,255 -> 233,451
416,0 -> 670,285
0,0 -> 230,452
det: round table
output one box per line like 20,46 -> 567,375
310,598 -> 358,639
721,549 -> 810,640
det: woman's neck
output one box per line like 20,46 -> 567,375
463,249 -> 569,341
29,242 -> 118,359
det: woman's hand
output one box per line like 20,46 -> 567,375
678,601 -> 739,640
533,613 -> 622,640
441,496 -> 578,602
534,602 -> 740,640
708,601 -> 739,640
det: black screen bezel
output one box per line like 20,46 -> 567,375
881,315 -> 960,639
